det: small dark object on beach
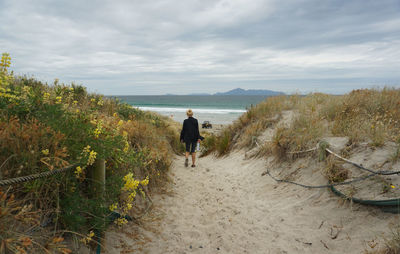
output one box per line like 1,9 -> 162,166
202,121 -> 212,129
199,246 -> 203,248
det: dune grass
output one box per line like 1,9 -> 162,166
207,87 -> 400,252
209,88 -> 400,159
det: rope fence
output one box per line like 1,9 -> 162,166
325,148 -> 400,175
263,141 -> 400,213
0,164 -> 78,187
262,170 -> 378,189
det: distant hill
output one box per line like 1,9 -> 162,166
214,88 -> 284,96
187,93 -> 211,96
163,88 -> 285,96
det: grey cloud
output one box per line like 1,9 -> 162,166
0,0 -> 399,95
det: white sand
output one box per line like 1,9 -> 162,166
105,150 -> 398,253
104,111 -> 400,253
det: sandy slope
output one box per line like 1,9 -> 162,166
105,150 -> 398,253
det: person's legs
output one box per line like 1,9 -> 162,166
191,152 -> 196,166
184,143 -> 191,167
190,141 -> 197,166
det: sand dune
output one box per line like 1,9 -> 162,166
105,149 -> 397,253
104,110 -> 400,253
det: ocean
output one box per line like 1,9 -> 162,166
114,95 -> 271,124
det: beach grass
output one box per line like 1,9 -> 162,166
209,88 -> 400,158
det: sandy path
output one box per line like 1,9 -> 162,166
105,150 -> 397,254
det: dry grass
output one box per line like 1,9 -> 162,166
209,88 -> 400,252
209,88 -> 400,158
324,156 -> 349,183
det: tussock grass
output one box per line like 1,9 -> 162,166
324,156 -> 349,183
199,132 -> 217,157
208,88 -> 400,158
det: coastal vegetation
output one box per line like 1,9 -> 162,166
2,50 -> 400,252
202,87 -> 400,253
0,53 -> 182,253
205,88 -> 400,158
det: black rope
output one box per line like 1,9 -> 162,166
325,148 -> 400,176
0,164 -> 78,187
263,169 -> 378,189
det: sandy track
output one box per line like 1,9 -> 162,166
105,150 -> 397,254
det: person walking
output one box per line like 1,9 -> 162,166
180,109 -> 201,167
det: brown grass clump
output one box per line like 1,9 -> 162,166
324,157 -> 349,183
216,129 -> 232,156
331,88 -> 400,146
208,95 -> 293,156
199,132 -> 217,157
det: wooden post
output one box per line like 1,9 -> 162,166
91,158 -> 106,254
318,141 -> 329,162
92,158 -> 105,195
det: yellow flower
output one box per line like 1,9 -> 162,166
128,191 -> 137,202
123,173 -> 140,191
83,145 -> 91,154
87,150 -> 97,165
113,113 -> 117,117
109,203 -> 118,212
115,218 -> 128,226
80,231 -> 95,245
126,202 -> 133,210
69,87 -> 74,91
41,149 -> 49,155
55,96 -> 62,104
123,140 -> 129,153
93,128 -> 101,138
74,166 -> 84,178
76,109 -> 80,113
43,92 -> 50,103
91,98 -> 96,102
140,176 -> 149,186
97,100 -> 104,106
73,100 -> 78,105
118,120 -> 124,126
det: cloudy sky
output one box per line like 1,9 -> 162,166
1,0 -> 399,95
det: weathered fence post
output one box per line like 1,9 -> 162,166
90,158 -> 106,254
318,141 -> 329,161
92,158 -> 105,195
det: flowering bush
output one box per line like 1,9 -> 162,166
0,53 -> 181,251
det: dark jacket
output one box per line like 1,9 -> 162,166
180,117 -> 200,143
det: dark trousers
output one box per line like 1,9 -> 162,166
185,141 -> 197,153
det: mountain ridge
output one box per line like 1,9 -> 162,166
213,88 -> 284,96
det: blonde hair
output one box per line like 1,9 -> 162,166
186,109 -> 193,117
